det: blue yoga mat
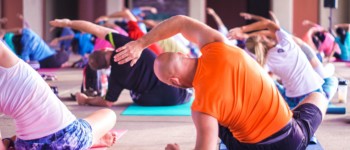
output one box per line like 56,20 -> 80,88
327,104 -> 346,114
219,141 -> 323,150
306,142 -> 324,150
121,98 -> 193,116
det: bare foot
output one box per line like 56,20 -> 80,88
91,131 -> 117,148
75,92 -> 88,105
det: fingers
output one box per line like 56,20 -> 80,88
130,59 -> 138,67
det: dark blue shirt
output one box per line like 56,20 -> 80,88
104,33 -> 187,105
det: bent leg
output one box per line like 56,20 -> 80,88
83,108 -> 117,146
294,92 -> 328,119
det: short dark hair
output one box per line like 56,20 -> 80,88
88,51 -> 108,70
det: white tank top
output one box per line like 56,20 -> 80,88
0,60 -> 76,140
266,30 -> 324,97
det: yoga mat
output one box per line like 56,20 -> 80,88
219,141 -> 323,150
306,142 -> 324,150
121,98 -> 193,116
89,129 -> 128,150
327,104 -> 346,114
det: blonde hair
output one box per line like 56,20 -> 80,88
245,36 -> 268,66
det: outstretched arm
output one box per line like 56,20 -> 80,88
228,19 -> 279,41
303,20 -> 321,28
95,9 -> 138,23
114,15 -> 226,66
240,12 -> 268,21
335,23 -> 350,32
50,19 -> 116,39
269,11 -> 280,26
50,35 -> 74,46
207,8 -> 225,28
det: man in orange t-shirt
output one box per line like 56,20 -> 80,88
113,15 -> 328,150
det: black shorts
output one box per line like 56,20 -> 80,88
39,50 -> 69,68
219,103 -> 323,150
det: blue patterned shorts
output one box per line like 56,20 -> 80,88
15,119 -> 93,150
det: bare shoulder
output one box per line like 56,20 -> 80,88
0,42 -> 19,68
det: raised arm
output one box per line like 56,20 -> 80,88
240,12 -> 268,21
269,11 -> 280,26
95,9 -> 138,23
49,35 -> 74,46
228,19 -> 279,41
207,8 -> 225,28
335,23 -> 350,32
302,20 -> 321,28
50,19 -> 116,39
114,15 -> 226,66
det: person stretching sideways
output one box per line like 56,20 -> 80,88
0,40 -> 117,149
112,15 -> 328,150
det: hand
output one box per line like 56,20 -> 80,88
49,38 -> 59,46
75,92 -> 88,105
207,8 -> 215,15
227,27 -> 248,40
302,20 -> 311,26
240,12 -> 253,20
95,16 -> 109,23
165,143 -> 180,150
150,8 -> 158,14
17,13 -> 23,20
49,19 -> 71,28
114,40 -> 144,66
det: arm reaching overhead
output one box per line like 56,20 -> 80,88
95,9 -> 137,23
49,35 -> 74,46
228,19 -> 279,41
302,20 -> 322,28
269,11 -> 280,26
240,12 -> 268,21
50,19 -> 116,39
335,23 -> 350,32
114,15 -> 226,66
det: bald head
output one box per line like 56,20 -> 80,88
154,52 -> 196,88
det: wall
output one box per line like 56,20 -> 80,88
107,0 -> 123,14
271,0 -> 293,32
23,0 -> 43,37
78,0 -> 106,22
206,0 -> 247,30
189,0 -> 205,22
2,0 -> 22,29
319,0 -> 349,31
293,0 -> 319,37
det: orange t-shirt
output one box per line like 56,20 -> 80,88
191,42 -> 292,143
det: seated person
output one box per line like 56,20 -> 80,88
112,15 -> 329,150
302,20 -> 341,62
0,40 -> 117,149
229,12 -> 335,108
6,27 -> 69,68
95,9 -> 163,55
334,23 -> 350,61
50,19 -> 192,107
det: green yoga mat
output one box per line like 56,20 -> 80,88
121,98 -> 194,116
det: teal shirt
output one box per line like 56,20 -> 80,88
4,33 -> 16,54
335,32 -> 350,61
